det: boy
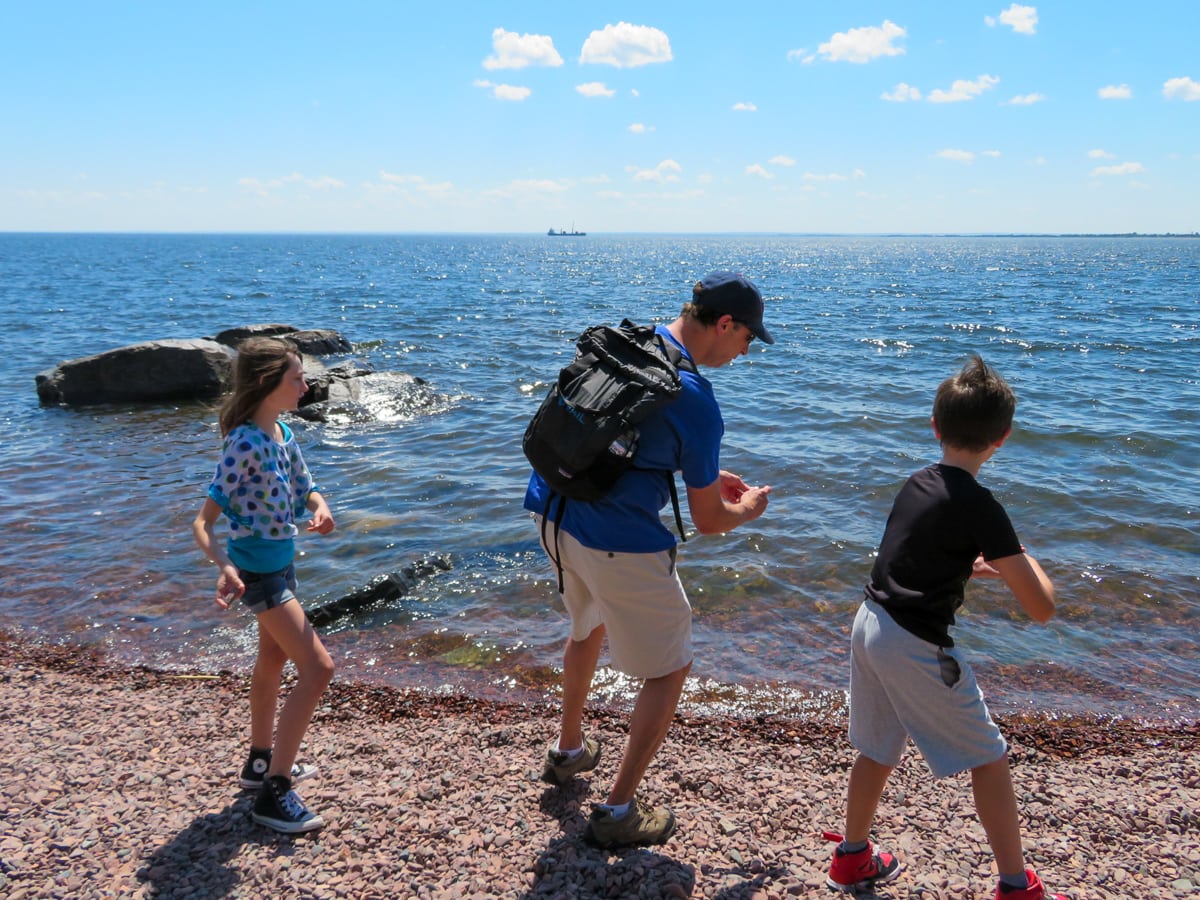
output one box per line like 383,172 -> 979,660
824,355 -> 1066,900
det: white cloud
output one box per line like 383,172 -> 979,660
1005,93 -> 1045,105
928,74 -> 1000,103
1088,149 -> 1114,159
882,83 -> 921,102
627,159 -> 681,182
769,155 -> 796,167
628,123 -> 654,134
746,164 -> 774,179
802,172 -> 849,182
373,172 -> 454,196
580,22 -> 672,68
481,179 -> 568,202
937,149 -> 976,163
985,4 -> 1038,35
239,173 -> 346,196
1163,77 -> 1200,101
576,82 -> 616,98
982,150 -> 1002,158
500,179 -> 567,195
474,80 -> 531,101
785,48 -> 815,64
482,28 -> 563,70
1098,84 -> 1132,100
1091,162 -> 1145,176
732,102 -> 757,112
817,20 -> 907,63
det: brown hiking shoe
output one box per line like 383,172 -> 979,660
540,736 -> 601,786
585,796 -> 677,848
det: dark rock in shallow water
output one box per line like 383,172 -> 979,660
213,324 -> 352,355
36,325 -> 356,407
35,339 -> 235,406
294,370 -> 436,424
212,324 -> 296,346
306,556 -> 452,626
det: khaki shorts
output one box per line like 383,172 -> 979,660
535,516 -> 694,680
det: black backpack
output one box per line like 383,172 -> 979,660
523,319 -> 697,589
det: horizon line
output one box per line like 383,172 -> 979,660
2,230 -> 1198,239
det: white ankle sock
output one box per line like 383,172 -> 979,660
598,800 -> 632,819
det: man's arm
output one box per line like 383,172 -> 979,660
686,471 -> 771,535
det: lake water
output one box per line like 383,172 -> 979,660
1,233 -> 1196,723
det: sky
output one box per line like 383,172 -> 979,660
2,2 -> 1198,235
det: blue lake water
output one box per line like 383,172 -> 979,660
1,233 -> 1196,723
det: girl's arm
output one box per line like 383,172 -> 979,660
192,497 -> 243,609
305,490 -> 336,535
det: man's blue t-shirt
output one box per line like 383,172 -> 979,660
523,326 -> 724,553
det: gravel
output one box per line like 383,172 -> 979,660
2,633 -> 1197,899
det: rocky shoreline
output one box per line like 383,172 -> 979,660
3,633 -> 1198,899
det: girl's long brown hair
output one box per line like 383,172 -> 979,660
219,337 -> 300,437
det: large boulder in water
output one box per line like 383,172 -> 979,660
35,339 -> 234,406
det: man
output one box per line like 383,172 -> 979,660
524,271 -> 775,847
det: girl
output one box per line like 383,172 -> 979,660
193,336 -> 336,834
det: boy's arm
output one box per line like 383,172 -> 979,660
989,552 -> 1056,623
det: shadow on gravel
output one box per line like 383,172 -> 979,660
136,794 -> 316,898
524,784 -> 697,899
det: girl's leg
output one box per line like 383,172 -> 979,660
255,599 -> 335,777
249,623 -> 289,751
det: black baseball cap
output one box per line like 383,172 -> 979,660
693,271 -> 775,344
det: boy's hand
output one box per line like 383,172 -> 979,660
971,554 -> 1001,579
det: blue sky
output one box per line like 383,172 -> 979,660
3,2 -> 1198,234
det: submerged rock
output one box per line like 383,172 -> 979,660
306,556 -> 452,626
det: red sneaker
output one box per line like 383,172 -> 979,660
994,868 -> 1068,900
823,830 -> 902,893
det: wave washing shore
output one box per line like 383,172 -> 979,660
4,632 -> 1198,900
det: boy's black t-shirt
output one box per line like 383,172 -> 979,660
865,463 -> 1022,647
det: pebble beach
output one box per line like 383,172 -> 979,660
4,632 -> 1198,900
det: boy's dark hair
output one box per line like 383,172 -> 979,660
933,354 -> 1016,452
219,336 -> 301,437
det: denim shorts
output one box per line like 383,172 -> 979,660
238,564 -> 298,615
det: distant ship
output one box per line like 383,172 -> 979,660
548,224 -> 586,236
